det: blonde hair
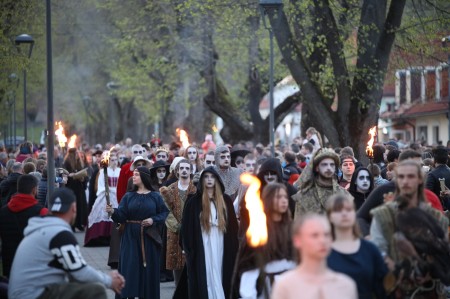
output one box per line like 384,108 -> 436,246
200,177 -> 227,233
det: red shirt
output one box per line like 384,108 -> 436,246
425,189 -> 444,212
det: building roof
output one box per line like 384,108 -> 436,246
380,100 -> 449,120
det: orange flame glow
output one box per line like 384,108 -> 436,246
55,122 -> 67,148
68,135 -> 77,149
240,173 -> 268,247
176,128 -> 190,148
101,146 -> 116,166
366,126 -> 377,158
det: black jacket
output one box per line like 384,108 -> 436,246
180,167 -> 239,299
426,164 -> 450,198
36,178 -> 48,207
0,172 -> 22,207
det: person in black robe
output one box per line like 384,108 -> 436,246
180,167 -> 239,299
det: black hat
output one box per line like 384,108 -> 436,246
49,188 -> 76,213
150,160 -> 170,176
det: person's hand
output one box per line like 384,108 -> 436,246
109,270 -> 125,293
384,256 -> 395,272
440,189 -> 450,197
142,218 -> 153,227
68,173 -> 74,177
62,175 -> 68,184
105,204 -> 114,215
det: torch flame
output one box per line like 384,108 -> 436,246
240,173 -> 268,247
101,146 -> 115,166
212,125 -> 218,133
68,135 -> 77,149
176,128 -> 190,148
366,126 -> 377,158
55,121 -> 68,148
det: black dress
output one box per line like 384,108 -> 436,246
63,161 -> 88,230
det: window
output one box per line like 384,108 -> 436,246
418,126 -> 428,143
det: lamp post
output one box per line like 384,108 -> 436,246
8,73 -> 19,148
82,95 -> 91,143
46,0 -> 56,198
106,81 -> 120,143
442,35 -> 450,141
259,0 -> 283,157
15,34 -> 34,141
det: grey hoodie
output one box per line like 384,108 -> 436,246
8,216 -> 112,299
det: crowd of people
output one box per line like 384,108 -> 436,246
0,128 -> 450,299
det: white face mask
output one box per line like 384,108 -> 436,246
264,171 -> 277,184
156,168 -> 166,180
219,153 -> 231,168
356,170 -> 371,193
187,148 -> 197,161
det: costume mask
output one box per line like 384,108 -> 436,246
356,170 -> 371,193
204,155 -> 215,168
178,162 -> 191,180
219,152 -> 231,169
187,148 -> 197,161
245,160 -> 256,174
264,171 -> 278,184
157,168 -> 166,180
156,152 -> 168,162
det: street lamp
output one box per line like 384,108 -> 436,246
15,34 -> 35,141
8,73 -> 19,148
106,81 -> 120,143
259,0 -> 283,157
442,35 -> 450,141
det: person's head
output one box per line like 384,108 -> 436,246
340,146 -> 355,157
432,146 -> 449,165
176,159 -> 191,180
244,153 -> 256,174
386,162 -> 397,180
155,148 -> 169,162
386,149 -> 401,163
49,188 -> 77,225
394,160 -> 426,204
262,183 -> 290,222
305,127 -> 318,139
130,155 -> 152,171
17,174 -> 38,196
313,149 -> 339,181
108,154 -> 118,168
235,156 -> 245,170
169,141 -> 181,157
340,155 -> 355,179
132,166 -> 154,191
19,141 -> 33,155
131,144 -> 144,160
292,214 -> 331,261
367,163 -> 381,177
203,151 -> 215,168
284,151 -> 296,165
373,144 -> 385,163
300,143 -> 313,155
184,145 -> 199,162
349,167 -> 373,194
257,158 -> 283,186
199,167 -> 226,233
11,162 -> 23,174
215,146 -> 231,169
398,149 -> 422,162
22,162 -> 36,174
326,194 -> 359,240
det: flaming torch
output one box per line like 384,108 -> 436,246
55,121 -> 67,148
176,128 -> 190,149
366,126 -> 377,168
100,148 -> 114,206
240,173 -> 268,247
240,173 -> 269,297
68,134 -> 77,149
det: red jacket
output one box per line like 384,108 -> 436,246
424,189 -> 444,212
116,162 -> 133,203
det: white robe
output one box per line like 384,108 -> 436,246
201,202 -> 225,299
87,167 -> 120,228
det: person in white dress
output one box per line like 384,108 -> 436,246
84,154 -> 120,246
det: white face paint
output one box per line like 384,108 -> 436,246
219,152 -> 231,169
203,172 -> 216,189
156,152 -> 168,162
187,147 -> 197,161
156,168 -> 166,180
177,162 -> 191,180
264,171 -> 278,184
356,170 -> 371,193
204,155 -> 215,168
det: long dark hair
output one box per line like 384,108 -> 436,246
261,183 -> 293,261
133,166 -> 155,191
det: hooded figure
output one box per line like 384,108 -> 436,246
348,167 -> 374,211
213,145 -> 243,199
180,167 -> 239,299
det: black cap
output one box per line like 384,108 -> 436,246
49,188 -> 76,213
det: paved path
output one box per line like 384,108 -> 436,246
75,231 -> 175,299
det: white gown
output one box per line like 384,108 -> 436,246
201,201 -> 225,299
